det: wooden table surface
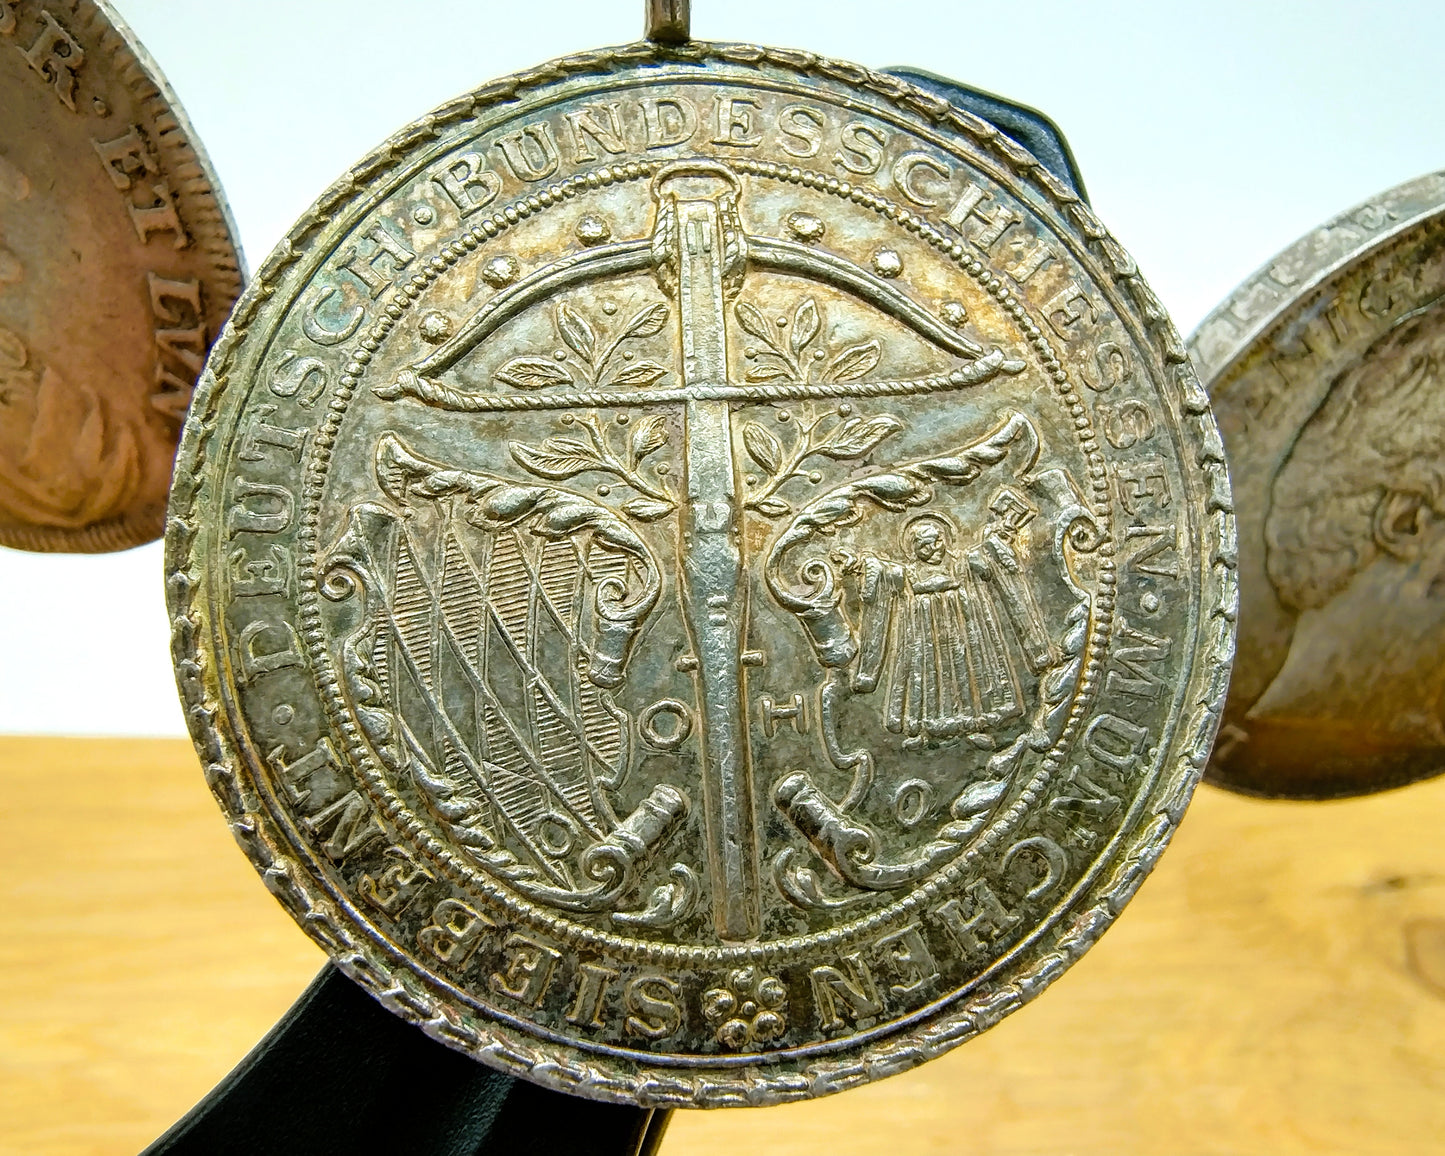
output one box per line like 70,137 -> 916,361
1,735 -> 1443,1155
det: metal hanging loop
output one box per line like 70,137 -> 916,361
645,0 -> 690,43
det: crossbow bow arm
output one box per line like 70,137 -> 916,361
403,239 -> 655,381
377,217 -> 1024,409
748,235 -> 993,360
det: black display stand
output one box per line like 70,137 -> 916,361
884,69 -> 1087,201
141,74 -> 1083,1156
143,966 -> 669,1156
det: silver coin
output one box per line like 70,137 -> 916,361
1191,171 -> 1445,798
170,42 -> 1233,1104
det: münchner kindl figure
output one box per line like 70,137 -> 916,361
843,490 -> 1058,750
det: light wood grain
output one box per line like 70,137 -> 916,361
0,737 -> 324,1156
2,736 -> 1443,1155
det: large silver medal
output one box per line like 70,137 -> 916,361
169,41 -> 1232,1103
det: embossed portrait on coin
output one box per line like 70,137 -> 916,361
1256,296 -> 1445,761
0,325 -> 142,530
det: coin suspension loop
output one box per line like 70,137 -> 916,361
646,0 -> 691,44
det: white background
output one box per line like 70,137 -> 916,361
4,0 -> 1442,735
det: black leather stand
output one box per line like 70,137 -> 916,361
140,72 -> 1082,1156
883,68 -> 1087,200
143,966 -> 669,1156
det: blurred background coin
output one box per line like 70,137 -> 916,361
0,0 -> 242,552
1191,172 -> 1445,799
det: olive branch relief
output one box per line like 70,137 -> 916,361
742,408 -> 903,517
737,296 -> 881,384
736,295 -> 903,517
502,295 -> 908,524
504,299 -> 678,522
494,300 -> 670,391
509,412 -> 676,522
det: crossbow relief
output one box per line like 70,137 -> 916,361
357,159 -> 1051,940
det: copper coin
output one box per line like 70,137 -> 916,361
0,0 -> 242,551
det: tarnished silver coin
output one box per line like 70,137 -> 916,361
169,42 -> 1232,1104
1191,172 -> 1445,799
0,0 -> 242,552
